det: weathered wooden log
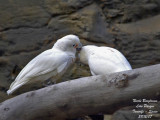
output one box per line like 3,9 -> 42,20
0,64 -> 160,120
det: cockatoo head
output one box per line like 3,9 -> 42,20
79,45 -> 97,65
53,35 -> 82,55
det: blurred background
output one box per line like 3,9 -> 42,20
0,0 -> 160,120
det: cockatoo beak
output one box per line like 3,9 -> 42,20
74,44 -> 78,48
76,43 -> 82,52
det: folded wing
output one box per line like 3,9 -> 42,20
7,48 -> 70,94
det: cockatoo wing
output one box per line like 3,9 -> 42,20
100,47 -> 132,70
88,55 -> 119,75
8,48 -> 71,94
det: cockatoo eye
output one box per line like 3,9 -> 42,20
73,44 -> 78,48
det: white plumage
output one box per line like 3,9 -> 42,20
79,45 -> 132,76
7,35 -> 81,95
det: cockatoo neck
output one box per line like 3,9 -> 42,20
65,51 -> 76,58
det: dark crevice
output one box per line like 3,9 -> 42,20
0,86 -> 8,92
0,50 -> 5,56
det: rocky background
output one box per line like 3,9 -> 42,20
1,0 -> 160,120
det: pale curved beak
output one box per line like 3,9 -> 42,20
74,44 -> 78,48
76,43 -> 82,51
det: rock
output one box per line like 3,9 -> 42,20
99,0 -> 160,23
0,27 -> 54,56
45,0 -> 93,15
115,14 -> 160,34
112,33 -> 160,68
104,115 -> 112,120
142,3 -> 158,10
0,0 -> 51,31
48,4 -> 113,44
106,9 -> 121,18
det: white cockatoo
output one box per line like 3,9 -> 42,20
7,35 -> 82,95
79,45 -> 132,76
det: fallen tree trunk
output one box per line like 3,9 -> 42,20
1,64 -> 160,120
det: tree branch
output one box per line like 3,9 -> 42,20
1,64 -> 160,120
